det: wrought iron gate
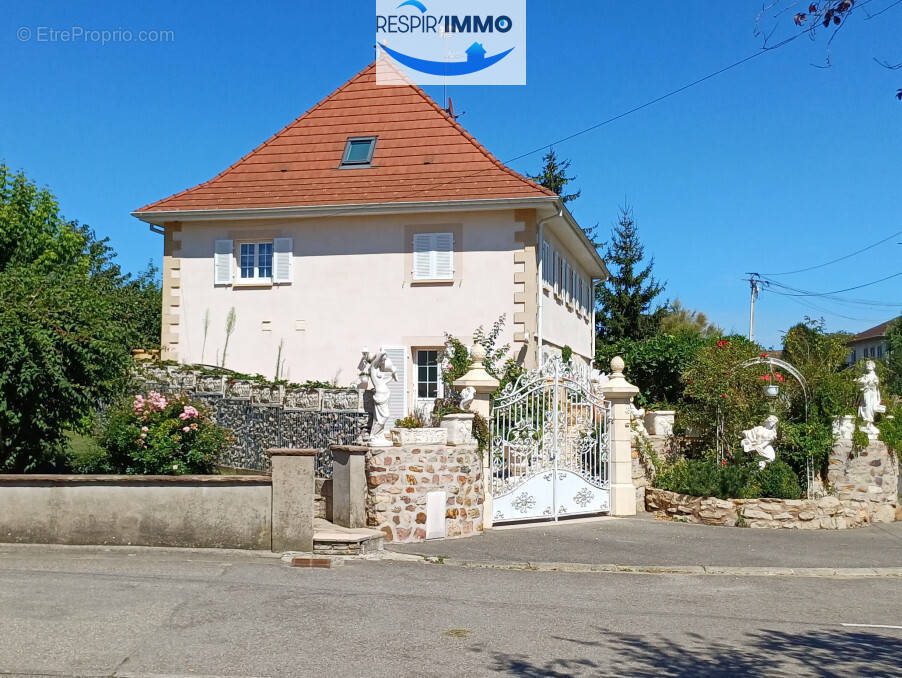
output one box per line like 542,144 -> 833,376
490,357 -> 611,523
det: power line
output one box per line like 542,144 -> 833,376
763,271 -> 902,297
760,230 -> 902,276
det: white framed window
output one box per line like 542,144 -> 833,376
416,349 -> 443,400
238,242 -> 273,282
213,238 -> 292,286
413,232 -> 453,281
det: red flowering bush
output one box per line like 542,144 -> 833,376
677,335 -> 775,454
100,391 -> 231,474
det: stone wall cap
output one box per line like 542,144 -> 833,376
0,474 -> 272,484
265,448 -> 319,457
330,445 -> 370,454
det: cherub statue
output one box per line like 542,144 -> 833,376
459,386 -> 476,411
358,348 -> 398,447
740,415 -> 779,469
858,360 -> 885,439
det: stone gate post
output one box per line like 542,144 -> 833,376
453,342 -> 500,529
600,356 -> 640,517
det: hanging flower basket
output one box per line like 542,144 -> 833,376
758,372 -> 784,397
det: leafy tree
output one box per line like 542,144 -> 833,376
659,300 -> 722,338
781,317 -> 856,420
0,165 -> 156,471
596,206 -> 665,342
595,333 -> 704,407
528,149 -> 581,205
884,316 -> 902,396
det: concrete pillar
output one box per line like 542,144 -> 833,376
453,341 -> 500,528
330,445 -> 369,529
600,356 -> 640,517
266,448 -> 317,552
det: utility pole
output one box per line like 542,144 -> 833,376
744,273 -> 762,342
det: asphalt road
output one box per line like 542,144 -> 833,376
1,544 -> 900,677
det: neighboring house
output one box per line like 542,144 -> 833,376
847,320 -> 894,365
133,63 -> 607,420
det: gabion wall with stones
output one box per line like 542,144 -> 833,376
365,442 -> 484,543
134,363 -> 368,475
645,439 -> 898,529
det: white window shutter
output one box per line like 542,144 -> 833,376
214,239 -> 233,285
382,346 -> 407,423
413,234 -> 433,280
434,232 -> 453,280
273,237 -> 293,284
413,232 -> 453,280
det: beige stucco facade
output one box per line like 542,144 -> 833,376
154,203 -> 603,416
540,227 -> 596,364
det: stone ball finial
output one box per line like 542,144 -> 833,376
471,343 -> 487,363
610,356 -> 625,376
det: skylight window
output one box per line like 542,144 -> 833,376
340,136 -> 377,168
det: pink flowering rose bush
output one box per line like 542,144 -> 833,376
100,391 -> 232,474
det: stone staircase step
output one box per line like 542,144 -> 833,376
313,523 -> 385,556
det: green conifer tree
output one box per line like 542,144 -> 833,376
596,206 -> 665,341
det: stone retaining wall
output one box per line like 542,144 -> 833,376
365,442 -> 484,543
134,362 -> 367,473
645,441 -> 899,529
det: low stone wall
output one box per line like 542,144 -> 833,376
645,439 -> 898,529
0,449 -> 321,550
365,442 -> 484,543
0,475 -> 273,548
646,488 -> 885,529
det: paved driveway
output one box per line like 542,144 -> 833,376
389,514 -> 902,569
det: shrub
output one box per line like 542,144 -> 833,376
754,460 -> 803,500
100,391 -> 231,474
655,458 -> 802,500
395,415 -> 426,429
595,333 -> 704,407
64,431 -> 112,473
878,398 -> 902,461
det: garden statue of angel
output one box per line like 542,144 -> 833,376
459,386 -> 476,411
358,348 -> 398,447
740,415 -> 779,469
858,360 -> 885,439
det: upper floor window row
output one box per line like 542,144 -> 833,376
541,240 -> 593,315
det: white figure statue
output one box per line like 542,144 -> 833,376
858,360 -> 886,439
740,415 -> 779,469
358,348 -> 398,447
459,386 -> 476,411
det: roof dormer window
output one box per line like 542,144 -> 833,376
340,136 -> 377,168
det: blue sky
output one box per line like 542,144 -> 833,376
2,1 -> 900,349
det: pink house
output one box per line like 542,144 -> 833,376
133,63 -> 607,420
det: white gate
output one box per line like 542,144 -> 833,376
490,357 -> 611,523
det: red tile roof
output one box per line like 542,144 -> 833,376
135,63 -> 554,213
850,320 -> 894,343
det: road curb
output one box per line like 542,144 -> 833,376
418,556 -> 902,578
